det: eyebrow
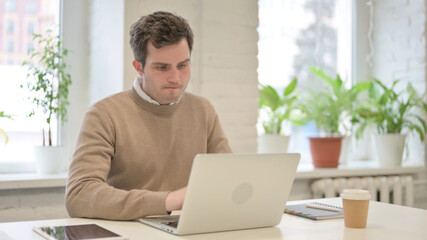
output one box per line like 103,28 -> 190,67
151,58 -> 191,66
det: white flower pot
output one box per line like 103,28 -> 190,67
33,146 -> 64,174
257,134 -> 290,153
372,134 -> 406,167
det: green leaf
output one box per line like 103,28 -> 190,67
283,78 -> 297,96
356,78 -> 427,141
0,111 -> 13,119
259,84 -> 281,111
349,81 -> 371,96
0,128 -> 8,144
408,123 -> 425,142
258,78 -> 300,135
309,66 -> 336,88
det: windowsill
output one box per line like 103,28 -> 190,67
0,172 -> 67,190
0,161 -> 425,190
296,160 -> 426,179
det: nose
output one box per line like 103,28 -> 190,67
168,68 -> 180,83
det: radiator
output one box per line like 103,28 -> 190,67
311,175 -> 414,207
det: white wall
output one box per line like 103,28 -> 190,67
367,0 -> 427,207
372,0 -> 425,90
88,0 -> 125,105
197,0 -> 259,152
371,0 -> 426,166
60,0 -> 89,169
354,0 -> 372,83
0,187 -> 68,222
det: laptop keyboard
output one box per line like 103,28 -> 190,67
161,221 -> 179,229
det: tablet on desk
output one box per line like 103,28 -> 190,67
33,223 -> 128,240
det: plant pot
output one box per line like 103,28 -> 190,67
309,137 -> 343,168
257,134 -> 290,153
372,134 -> 406,167
33,146 -> 64,174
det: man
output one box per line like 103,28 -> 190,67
65,11 -> 231,220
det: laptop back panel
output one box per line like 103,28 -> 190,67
176,153 -> 300,235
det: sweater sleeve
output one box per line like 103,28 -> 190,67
206,106 -> 232,154
65,105 -> 169,220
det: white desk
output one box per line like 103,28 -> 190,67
0,198 -> 426,240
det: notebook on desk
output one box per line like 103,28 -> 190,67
138,153 -> 301,235
285,203 -> 344,220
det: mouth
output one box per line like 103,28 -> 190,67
163,85 -> 182,90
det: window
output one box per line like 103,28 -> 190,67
6,20 -> 15,34
26,42 -> 34,52
27,22 -> 35,35
5,0 -> 16,13
0,0 -> 60,173
6,40 -> 14,52
25,1 -> 37,14
257,0 -> 352,162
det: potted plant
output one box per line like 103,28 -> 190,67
21,30 -> 72,174
299,67 -> 370,167
352,79 -> 427,167
258,78 -> 298,153
0,111 -> 12,144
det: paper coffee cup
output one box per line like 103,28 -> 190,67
341,189 -> 370,228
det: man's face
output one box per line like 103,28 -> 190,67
133,38 -> 191,105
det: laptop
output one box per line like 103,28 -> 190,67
138,153 -> 300,235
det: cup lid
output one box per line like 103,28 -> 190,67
341,189 -> 371,200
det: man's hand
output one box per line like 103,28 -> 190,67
165,187 -> 187,212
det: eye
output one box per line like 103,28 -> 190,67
178,63 -> 188,69
155,65 -> 168,71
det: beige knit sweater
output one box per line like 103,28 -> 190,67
65,88 -> 231,220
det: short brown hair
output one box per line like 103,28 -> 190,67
129,11 -> 194,67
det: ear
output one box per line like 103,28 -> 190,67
132,60 -> 143,75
